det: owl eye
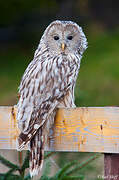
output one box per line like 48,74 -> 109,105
54,36 -> 59,40
67,35 -> 73,40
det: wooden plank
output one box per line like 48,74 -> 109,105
0,106 -> 19,149
0,106 -> 119,153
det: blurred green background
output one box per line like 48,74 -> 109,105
0,0 -> 119,179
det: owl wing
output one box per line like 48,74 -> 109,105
17,55 -> 74,150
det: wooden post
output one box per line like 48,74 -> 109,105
104,154 -> 119,180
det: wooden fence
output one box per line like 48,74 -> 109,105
0,106 -> 119,179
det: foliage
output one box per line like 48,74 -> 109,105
0,151 -> 101,180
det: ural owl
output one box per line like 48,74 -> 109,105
17,20 -> 87,177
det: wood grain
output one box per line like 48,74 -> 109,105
0,106 -> 119,153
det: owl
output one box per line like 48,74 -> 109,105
17,20 -> 87,177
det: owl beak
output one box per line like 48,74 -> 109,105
61,43 -> 66,51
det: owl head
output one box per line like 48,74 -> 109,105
41,20 -> 87,56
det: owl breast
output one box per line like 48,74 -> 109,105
51,54 -> 80,92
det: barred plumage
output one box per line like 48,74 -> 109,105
17,20 -> 87,177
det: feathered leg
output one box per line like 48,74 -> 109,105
29,126 -> 45,177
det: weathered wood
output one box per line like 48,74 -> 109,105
0,106 -> 119,153
104,153 -> 119,180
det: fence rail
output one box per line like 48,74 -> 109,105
0,106 -> 119,153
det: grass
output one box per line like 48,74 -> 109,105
0,29 -> 119,107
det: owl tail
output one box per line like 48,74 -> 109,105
29,126 -> 45,177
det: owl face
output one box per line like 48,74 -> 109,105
43,20 -> 87,56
